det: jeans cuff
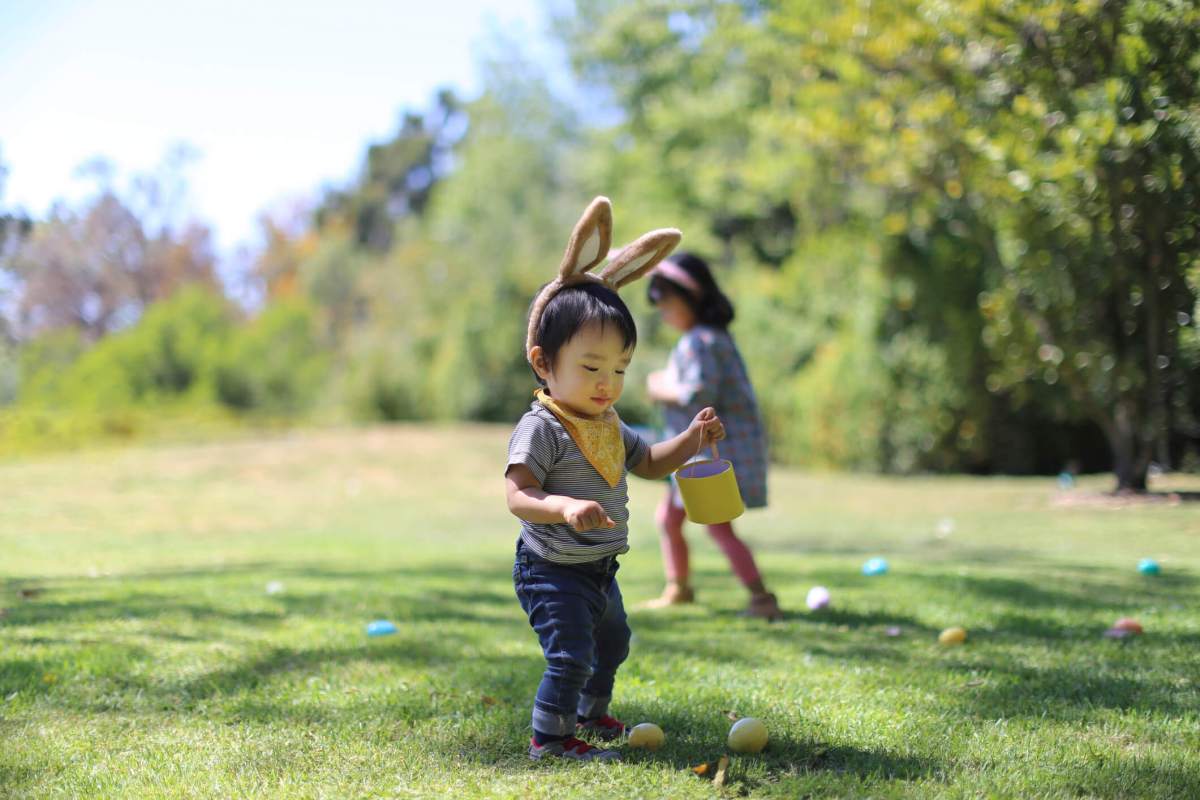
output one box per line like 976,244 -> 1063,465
532,705 -> 576,736
577,692 -> 610,720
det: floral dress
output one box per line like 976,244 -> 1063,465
662,325 -> 767,509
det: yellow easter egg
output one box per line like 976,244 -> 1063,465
627,722 -> 665,750
727,717 -> 768,753
938,626 -> 968,645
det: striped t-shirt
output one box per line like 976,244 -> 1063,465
506,402 -> 650,564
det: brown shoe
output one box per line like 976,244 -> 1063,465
640,582 -> 695,609
744,591 -> 783,621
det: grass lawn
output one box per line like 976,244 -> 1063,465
2,424 -> 1199,798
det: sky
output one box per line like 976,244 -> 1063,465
0,0 -> 548,254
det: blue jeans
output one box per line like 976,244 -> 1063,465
512,538 -> 632,736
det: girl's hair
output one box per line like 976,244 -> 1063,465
530,281 -> 638,386
646,251 -> 735,328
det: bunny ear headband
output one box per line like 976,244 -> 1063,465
525,196 -> 682,362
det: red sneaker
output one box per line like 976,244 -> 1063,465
577,714 -> 628,741
528,736 -> 621,761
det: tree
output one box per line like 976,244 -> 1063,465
0,154 -> 32,327
0,154 -> 32,403
316,90 -> 466,251
557,1 -> 817,266
3,153 -> 219,342
782,0 -> 1200,490
561,0 -> 1200,489
377,41 -> 592,422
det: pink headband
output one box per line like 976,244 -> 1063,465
652,260 -> 702,297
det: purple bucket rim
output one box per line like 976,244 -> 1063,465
677,458 -> 734,480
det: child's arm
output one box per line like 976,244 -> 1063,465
646,370 -> 684,404
505,464 -> 616,531
631,407 -> 726,481
647,334 -> 718,407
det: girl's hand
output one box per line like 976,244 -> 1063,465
561,498 -> 616,532
689,407 -> 726,447
646,370 -> 675,403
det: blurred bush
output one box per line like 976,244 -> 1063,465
18,287 -> 231,410
214,298 -> 326,415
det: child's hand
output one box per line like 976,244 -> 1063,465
561,498 -> 616,532
646,370 -> 675,403
689,407 -> 726,447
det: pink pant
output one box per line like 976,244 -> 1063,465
655,493 -> 762,587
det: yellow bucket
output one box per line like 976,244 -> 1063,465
674,444 -> 744,525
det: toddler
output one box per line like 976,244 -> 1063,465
505,198 -> 725,760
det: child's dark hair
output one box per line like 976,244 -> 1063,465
646,251 -> 735,327
530,281 -> 638,386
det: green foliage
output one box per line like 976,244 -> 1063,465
787,328 -> 887,471
556,0 -> 1200,486
365,49 -> 592,423
214,298 -> 327,414
28,288 -> 232,410
0,289 -> 232,454
423,297 -> 528,421
0,290 -> 332,453
0,341 -> 16,406
316,91 -> 465,251
295,231 -> 375,345
0,406 -> 141,452
338,326 -> 430,422
879,332 -> 966,473
11,329 -> 87,406
773,0 -> 1200,486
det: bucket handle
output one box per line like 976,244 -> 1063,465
682,439 -> 720,478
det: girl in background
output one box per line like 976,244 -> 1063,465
643,252 -> 782,620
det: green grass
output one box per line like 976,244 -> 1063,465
2,424 -> 1199,799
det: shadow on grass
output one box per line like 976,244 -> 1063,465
5,559 -> 1198,770
618,704 -> 938,785
0,657 -> 48,696
1,560 -> 533,715
1061,754 -> 1200,800
2,594 -> 288,628
1,561 -> 519,631
906,571 -> 1197,614
628,604 -> 937,667
753,537 -> 1052,567
938,652 -> 1200,721
0,765 -> 40,799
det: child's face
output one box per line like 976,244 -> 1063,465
534,322 -> 633,418
654,291 -> 696,333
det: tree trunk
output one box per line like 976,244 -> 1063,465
1111,442 -> 1149,492
1106,403 -> 1150,492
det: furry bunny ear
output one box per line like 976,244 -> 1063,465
526,196 -> 615,361
558,196 -> 613,279
600,228 -> 682,289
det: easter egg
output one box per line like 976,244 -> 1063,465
938,626 -> 968,645
862,558 -> 889,576
728,717 -> 768,753
627,722 -> 664,750
806,586 -> 831,610
1137,558 -> 1161,576
1112,617 -> 1143,635
366,620 -> 398,637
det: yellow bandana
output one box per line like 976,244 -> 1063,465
535,388 -> 625,488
